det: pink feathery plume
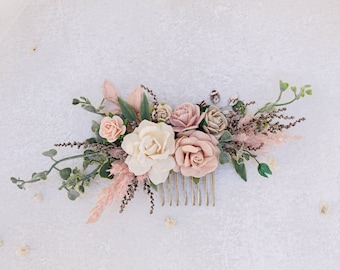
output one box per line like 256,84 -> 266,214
86,160 -> 134,224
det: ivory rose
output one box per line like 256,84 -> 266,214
170,102 -> 204,132
103,80 -> 119,105
174,130 -> 220,178
152,103 -> 172,122
99,116 -> 126,142
202,106 -> 228,139
121,120 -> 176,184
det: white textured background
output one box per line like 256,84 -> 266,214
1,0 -> 339,269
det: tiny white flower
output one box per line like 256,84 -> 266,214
229,92 -> 239,106
165,217 -> 176,228
16,244 -> 29,256
319,201 -> 330,216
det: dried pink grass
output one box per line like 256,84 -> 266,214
86,160 -> 134,224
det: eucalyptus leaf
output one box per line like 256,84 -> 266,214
72,98 -> 80,105
42,149 -> 57,157
60,168 -> 72,180
67,189 -> 80,200
118,97 -> 137,122
257,163 -> 272,178
140,93 -> 150,121
232,158 -> 247,181
10,177 -> 18,183
99,161 -> 112,179
82,105 -> 96,113
219,149 -> 230,164
219,130 -> 233,143
91,120 -> 100,133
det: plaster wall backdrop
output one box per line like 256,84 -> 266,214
0,0 -> 340,269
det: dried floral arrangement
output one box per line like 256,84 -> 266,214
10,80 -> 312,223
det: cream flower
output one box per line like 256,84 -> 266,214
202,106 -> 228,139
152,104 -> 172,122
174,130 -> 220,178
121,120 -> 176,184
99,116 -> 126,142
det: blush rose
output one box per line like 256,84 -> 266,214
99,116 -> 126,142
174,130 -> 220,178
169,102 -> 204,132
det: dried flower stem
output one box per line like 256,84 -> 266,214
119,178 -> 139,213
143,180 -> 155,214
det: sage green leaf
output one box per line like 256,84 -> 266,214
118,97 -> 137,122
10,177 -> 18,183
219,130 -> 233,143
42,149 -> 57,157
257,163 -> 272,178
72,98 -> 80,105
83,105 -> 96,113
67,189 -> 80,200
306,89 -> 313,95
78,185 -> 85,193
140,93 -> 150,121
232,158 -> 247,181
280,80 -> 289,91
219,149 -> 230,164
91,120 -> 100,133
149,180 -> 158,191
99,161 -> 112,178
193,177 -> 200,184
60,168 -> 72,180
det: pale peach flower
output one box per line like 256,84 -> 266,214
99,116 -> 126,142
170,102 -> 204,132
174,130 -> 220,178
152,103 -> 172,122
127,86 -> 143,113
103,80 -> 119,105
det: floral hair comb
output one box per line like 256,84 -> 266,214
10,80 -> 312,223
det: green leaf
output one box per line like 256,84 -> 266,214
232,100 -> 246,116
72,98 -> 80,105
257,163 -> 272,178
78,185 -> 85,193
199,105 -> 210,113
91,120 -> 100,133
118,97 -> 137,122
219,130 -> 233,143
32,171 -> 48,180
219,149 -> 230,164
280,80 -> 289,91
42,149 -> 57,157
10,177 -> 18,183
232,158 -> 247,181
290,86 -> 297,93
149,180 -> 158,191
82,105 -> 96,113
99,161 -> 112,178
193,177 -> 200,184
60,168 -> 72,180
306,89 -> 313,95
140,93 -> 150,121
67,189 -> 80,200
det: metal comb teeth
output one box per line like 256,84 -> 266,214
158,172 -> 215,206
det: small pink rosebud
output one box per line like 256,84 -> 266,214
127,86 -> 143,113
103,80 -> 119,105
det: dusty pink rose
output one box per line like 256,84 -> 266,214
169,102 -> 204,132
99,116 -> 126,142
174,130 -> 220,178
127,86 -> 143,113
103,80 -> 119,105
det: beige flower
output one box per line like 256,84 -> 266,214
174,130 -> 220,178
152,104 -> 172,122
16,244 -> 29,256
202,106 -> 228,139
99,116 -> 126,142
121,120 -> 176,184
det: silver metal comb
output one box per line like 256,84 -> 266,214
158,172 -> 215,206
